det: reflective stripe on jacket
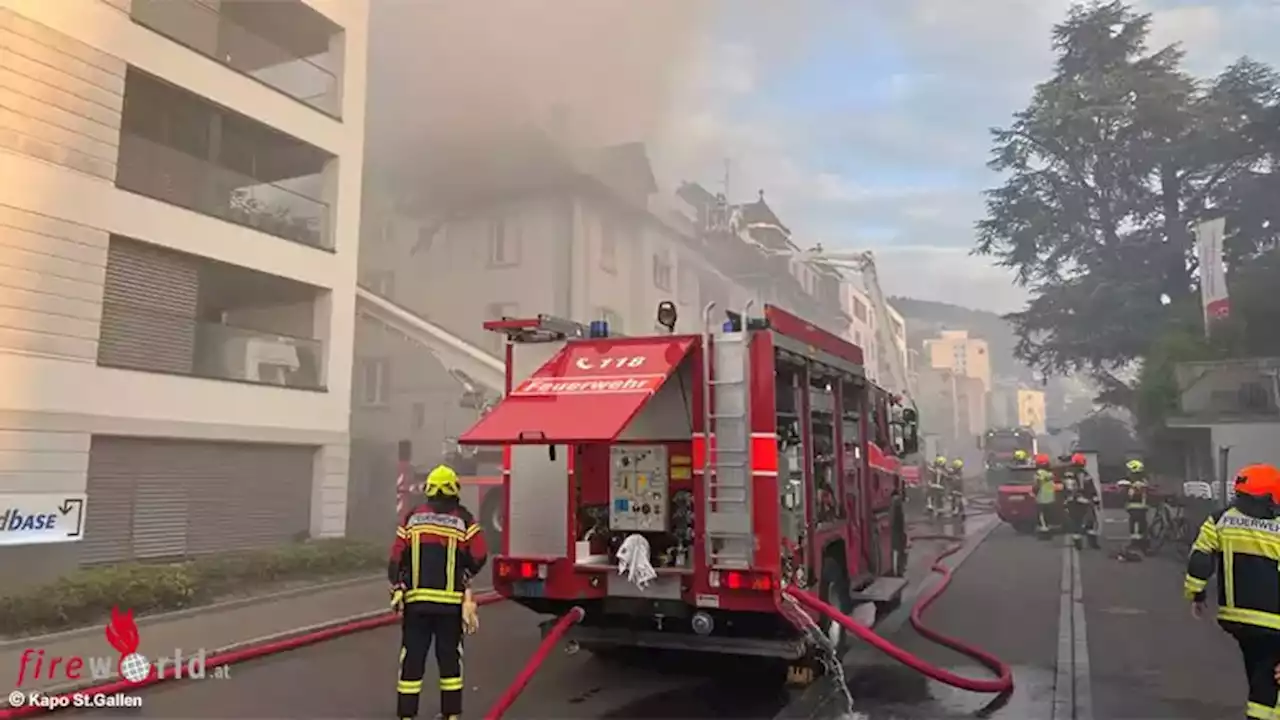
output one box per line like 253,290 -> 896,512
389,500 -> 488,607
1185,499 -> 1280,632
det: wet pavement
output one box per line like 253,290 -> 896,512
791,517 -> 1062,720
1081,512 -> 1244,720
57,504 -> 1242,719
57,519 -> 976,719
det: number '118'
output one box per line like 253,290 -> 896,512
599,356 -> 645,368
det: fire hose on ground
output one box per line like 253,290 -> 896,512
482,606 -> 585,720
784,530 -> 1014,695
481,523 -> 1012,720
0,592 -> 506,719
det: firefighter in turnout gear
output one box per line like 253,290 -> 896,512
926,456 -> 947,516
1118,459 -> 1151,556
1033,453 -> 1056,540
389,464 -> 488,720
946,458 -> 966,519
1184,464 -> 1280,720
1062,453 -> 1101,549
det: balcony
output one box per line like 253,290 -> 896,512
131,0 -> 342,116
117,68 -> 333,249
98,236 -> 327,390
1172,358 -> 1280,424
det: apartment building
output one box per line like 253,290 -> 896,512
925,329 -> 991,393
838,281 -> 910,396
349,141 -> 759,536
0,0 -> 367,583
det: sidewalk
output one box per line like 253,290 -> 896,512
1,576 -> 393,698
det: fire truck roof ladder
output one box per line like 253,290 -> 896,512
702,301 -> 755,570
483,314 -> 604,343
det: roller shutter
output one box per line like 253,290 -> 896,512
82,437 -> 315,565
97,236 -> 200,374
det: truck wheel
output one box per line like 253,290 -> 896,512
480,489 -> 505,549
818,557 -> 852,658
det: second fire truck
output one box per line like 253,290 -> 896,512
457,301 -> 919,673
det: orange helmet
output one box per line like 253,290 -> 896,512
1034,453 -> 1051,468
1235,464 -> 1280,500
1070,453 -> 1087,467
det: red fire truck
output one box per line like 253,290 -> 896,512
457,302 -> 919,667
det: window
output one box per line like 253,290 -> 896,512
358,358 -> 390,406
416,223 -> 438,255
362,271 -> 394,299
488,219 -> 521,267
676,263 -> 696,306
596,307 -> 624,334
652,252 -> 673,291
852,298 -> 867,322
599,218 -> 618,273
411,402 -> 426,430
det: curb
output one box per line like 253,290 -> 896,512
0,591 -> 503,713
0,573 -> 386,651
774,513 -> 1002,720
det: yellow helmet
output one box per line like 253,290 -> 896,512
1013,449 -> 1028,462
1125,459 -> 1145,474
425,464 -> 460,497
934,456 -> 947,467
951,459 -> 964,469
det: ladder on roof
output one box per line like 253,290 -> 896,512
701,301 -> 755,569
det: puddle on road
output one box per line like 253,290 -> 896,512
804,664 -> 1056,720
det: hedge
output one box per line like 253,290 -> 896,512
0,538 -> 385,637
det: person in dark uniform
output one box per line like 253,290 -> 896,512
1185,464 -> 1280,720
1062,453 -> 1101,549
389,464 -> 488,720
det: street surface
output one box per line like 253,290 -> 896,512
57,503 -> 1244,719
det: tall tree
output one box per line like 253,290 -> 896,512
974,1 -> 1278,389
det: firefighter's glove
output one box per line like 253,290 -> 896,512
389,584 -> 405,613
462,589 -> 479,635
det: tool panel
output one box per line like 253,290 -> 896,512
608,445 -> 669,532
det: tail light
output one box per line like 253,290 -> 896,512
496,559 -> 547,581
708,569 -> 773,592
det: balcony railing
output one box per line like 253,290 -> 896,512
1175,358 -> 1280,419
195,322 -> 323,389
116,133 -> 329,249
130,0 -> 339,116
98,301 -> 324,390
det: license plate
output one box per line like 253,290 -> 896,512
1008,496 -> 1024,502
513,580 -> 545,598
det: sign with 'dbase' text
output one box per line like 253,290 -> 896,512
0,493 -> 87,546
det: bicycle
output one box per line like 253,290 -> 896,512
1147,495 -> 1192,555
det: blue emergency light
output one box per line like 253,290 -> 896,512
589,320 -> 609,338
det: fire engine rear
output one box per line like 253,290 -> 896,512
457,302 -> 919,669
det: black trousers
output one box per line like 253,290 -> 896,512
398,605 -> 464,719
1232,630 -> 1280,718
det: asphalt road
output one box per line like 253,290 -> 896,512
62,508 -> 1102,720
1081,510 -> 1246,720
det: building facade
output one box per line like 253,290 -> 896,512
0,0 -> 367,584
349,143 -> 770,537
924,329 -> 991,393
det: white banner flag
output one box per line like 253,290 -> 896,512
1195,216 -> 1229,335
